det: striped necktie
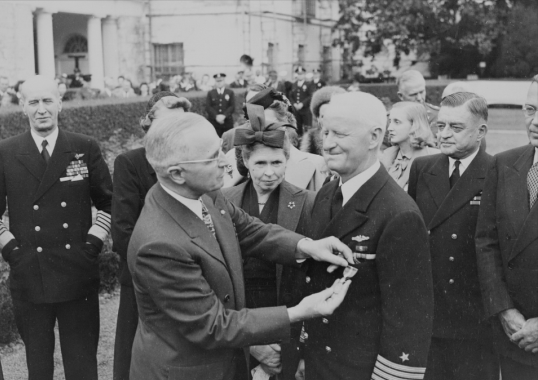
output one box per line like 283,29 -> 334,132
200,200 -> 216,239
528,162 -> 538,209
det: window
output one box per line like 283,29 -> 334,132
297,44 -> 305,66
267,43 -> 275,70
153,43 -> 184,77
64,34 -> 88,54
305,0 -> 316,19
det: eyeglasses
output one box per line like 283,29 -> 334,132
523,105 -> 537,117
173,139 -> 226,165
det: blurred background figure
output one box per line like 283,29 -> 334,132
254,69 -> 266,85
69,68 -> 84,88
310,68 -> 326,91
240,54 -> 254,84
113,79 -> 136,98
205,73 -> 235,137
289,66 -> 314,136
57,82 -> 68,101
230,71 -> 248,88
178,72 -> 197,92
168,75 -> 182,93
347,75 -> 361,92
197,74 -> 213,92
381,101 -> 439,190
0,76 -> 18,107
100,77 -> 117,98
138,82 -> 150,97
265,70 -> 287,93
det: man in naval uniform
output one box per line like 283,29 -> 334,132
206,73 -> 236,137
310,68 -> 326,92
300,91 -> 434,380
288,66 -> 314,136
0,75 -> 112,380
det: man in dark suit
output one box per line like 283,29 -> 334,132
128,112 -> 354,380
230,71 -> 248,89
309,68 -> 326,92
288,66 -> 314,136
111,92 -> 191,380
265,70 -> 287,94
475,74 -> 538,379
408,92 -> 498,379
206,73 -> 235,137
0,75 -> 112,380
301,92 -> 434,380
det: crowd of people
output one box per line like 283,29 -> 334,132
0,66 -> 537,380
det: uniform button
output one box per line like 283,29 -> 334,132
224,294 -> 230,302
33,205 -> 39,210
449,257 -> 454,261
449,279 -> 454,284
63,223 -> 68,229
61,202 -> 67,207
37,247 -> 43,252
322,318 -> 329,324
451,234 -> 457,240
325,346 -> 331,353
305,276 -> 311,284
35,226 -> 40,231
65,244 -> 71,249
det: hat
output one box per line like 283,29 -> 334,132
240,54 -> 254,66
243,88 -> 296,127
294,66 -> 306,74
310,86 -> 346,118
234,104 -> 287,148
213,73 -> 226,79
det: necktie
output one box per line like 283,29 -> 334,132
331,185 -> 343,218
200,200 -> 216,239
450,160 -> 461,189
527,162 -> 538,209
41,140 -> 50,164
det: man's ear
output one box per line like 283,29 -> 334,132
370,127 -> 384,149
477,123 -> 488,141
167,166 -> 187,185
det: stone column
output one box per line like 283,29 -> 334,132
102,17 -> 119,79
35,9 -> 55,78
87,15 -> 104,89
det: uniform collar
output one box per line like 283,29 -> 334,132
31,126 -> 59,155
448,146 -> 479,176
339,160 -> 381,206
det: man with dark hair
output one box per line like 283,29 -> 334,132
266,70 -> 287,93
206,73 -> 235,137
289,66 -> 314,135
112,91 -> 190,380
408,92 -> 498,379
0,75 -> 112,380
476,75 -> 538,379
230,71 -> 248,89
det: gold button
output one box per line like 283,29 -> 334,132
325,346 -> 331,353
37,247 -> 43,252
449,279 -> 454,284
449,257 -> 454,261
305,276 -> 311,284
63,223 -> 68,229
65,244 -> 71,249
451,234 -> 457,240
33,205 -> 39,210
322,318 -> 329,324
35,226 -> 40,231
61,202 -> 67,207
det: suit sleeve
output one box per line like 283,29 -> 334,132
134,241 -> 291,350
87,138 -> 113,245
224,91 -> 235,118
206,92 -> 217,118
372,210 -> 433,380
475,156 -> 514,317
111,154 -> 141,262
407,159 -> 419,200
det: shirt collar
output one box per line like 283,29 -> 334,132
31,127 -> 59,155
448,146 -> 480,177
534,148 -> 538,165
339,160 -> 381,206
160,183 -> 203,220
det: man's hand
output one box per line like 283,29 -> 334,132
499,308 -> 526,340
288,278 -> 351,323
512,317 -> 538,353
295,103 -> 303,111
295,359 -> 305,380
216,114 -> 226,124
250,344 -> 282,375
297,237 -> 353,271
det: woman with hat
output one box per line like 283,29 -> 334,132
222,103 -> 315,380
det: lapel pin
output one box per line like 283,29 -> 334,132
75,153 -> 84,159
220,210 -> 226,215
400,352 -> 410,363
287,201 -> 296,209
352,235 -> 369,243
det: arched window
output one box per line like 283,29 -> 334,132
63,34 -> 88,54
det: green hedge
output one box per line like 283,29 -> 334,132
0,89 -> 246,344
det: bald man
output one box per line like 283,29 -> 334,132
0,75 -> 112,380
300,92 -> 434,380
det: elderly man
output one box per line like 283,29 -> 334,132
397,70 -> 439,127
408,92 -> 498,380
128,112 -> 353,380
111,92 -> 192,380
0,75 -> 112,380
475,74 -> 538,379
301,92 -> 434,380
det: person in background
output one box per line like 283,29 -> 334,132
117,75 -> 125,89
266,70 -> 287,94
347,75 -> 361,92
178,73 -> 197,92
138,82 -> 150,97
230,71 -> 248,89
381,102 -> 440,190
408,92 -> 497,380
112,91 -> 191,380
99,77 -> 116,98
0,76 -> 18,107
113,79 -> 136,98
205,73 -> 235,137
69,68 -> 84,88
288,66 -> 314,136
222,104 -> 316,380
310,68 -> 326,91
0,75 -> 112,380
57,82 -> 68,101
254,69 -> 266,85
475,74 -> 538,379
197,74 -> 213,92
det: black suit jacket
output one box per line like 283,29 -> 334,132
476,144 -> 538,366
408,150 -> 493,339
206,88 -> 235,131
0,130 -> 112,303
302,166 -> 433,380
111,147 -> 156,287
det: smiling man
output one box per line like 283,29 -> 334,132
476,74 -> 538,379
0,75 -> 112,380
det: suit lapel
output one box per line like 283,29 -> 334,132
15,131 -> 47,181
276,181 -> 306,232
505,146 -> 534,236
423,155 -> 450,209
310,181 -> 336,239
33,130 -> 76,202
428,151 -> 489,230
510,203 -> 538,261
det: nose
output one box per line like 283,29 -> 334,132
264,166 -> 275,177
439,126 -> 452,139
37,100 -> 47,113
322,132 -> 336,152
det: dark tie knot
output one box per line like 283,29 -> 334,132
42,140 -> 48,148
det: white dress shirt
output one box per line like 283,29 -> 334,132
31,127 -> 59,157
448,147 -> 480,177
217,88 -> 224,96
161,184 -> 203,220
340,160 -> 381,206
